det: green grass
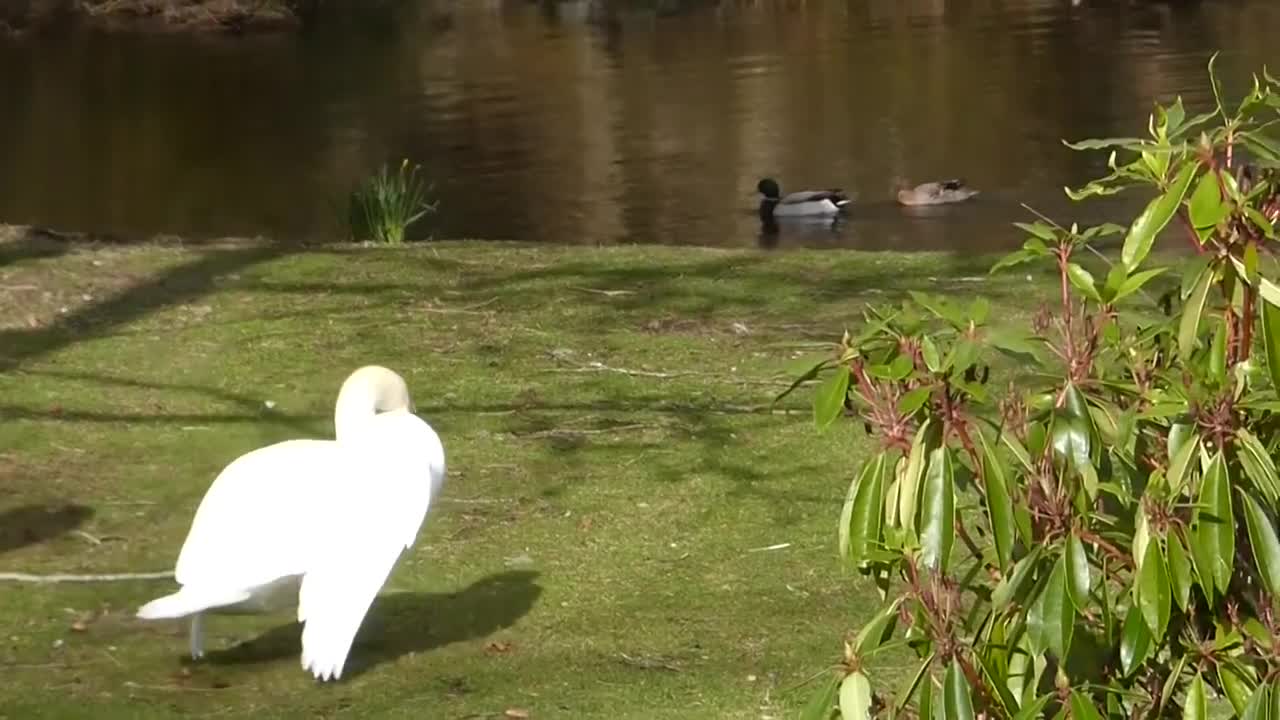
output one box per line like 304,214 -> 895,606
0,228 -> 1051,719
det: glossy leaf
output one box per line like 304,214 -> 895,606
1240,684 -> 1270,720
1236,427 -> 1280,503
1067,263 -> 1103,302
1027,555 -> 1073,660
841,453 -> 886,567
1192,451 -> 1236,593
921,336 -> 942,373
854,597 -> 903,657
1166,531 -> 1193,612
978,430 -> 1015,568
1065,533 -> 1091,610
1217,661 -> 1256,718
899,421 -> 935,535
943,660 -> 974,720
898,386 -> 932,416
839,671 -> 873,720
801,672 -> 842,720
1240,489 -> 1280,597
1114,267 -> 1169,303
1262,296 -> 1280,394
1070,691 -> 1104,720
1122,161 -> 1197,271
1188,169 -> 1229,231
1137,539 -> 1171,640
1167,429 -> 1199,497
919,446 -> 955,572
1183,673 -> 1207,720
993,547 -> 1042,611
815,365 -> 851,430
1120,606 -> 1152,676
1179,264 -> 1213,363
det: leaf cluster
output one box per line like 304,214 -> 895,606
792,56 -> 1280,720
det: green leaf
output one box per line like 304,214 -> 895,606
1014,221 -> 1058,242
919,446 -> 956,572
1027,554 -> 1073,660
1191,451 -> 1235,594
1070,691 -> 1104,720
1063,136 -> 1145,151
1122,161 -> 1198,271
814,365 -> 851,430
1240,489 -> 1280,597
1261,296 -> 1280,394
1183,673 -> 1207,720
839,671 -> 873,720
990,248 -> 1043,274
978,431 -> 1015,569
1120,605 -> 1152,676
1168,430 -> 1199,497
1245,206 -> 1276,239
1240,684 -> 1270,720
1067,263 -> 1102,302
898,386 -> 932,416
841,454 -> 886,568
1013,695 -> 1053,720
1065,533 -> 1091,611
1167,531 -> 1193,612
1188,169 -> 1229,231
1137,539 -> 1171,641
968,297 -> 991,325
899,420 -> 935,535
854,597 -> 903,657
1217,662 -> 1256,718
1236,428 -> 1280,502
921,336 -> 942,373
1179,264 -> 1214,363
1114,267 -> 1169,303
800,671 -> 841,720
1208,318 -> 1228,381
944,660 -> 974,720
993,546 -> 1042,611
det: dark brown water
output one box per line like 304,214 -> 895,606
0,0 -> 1278,250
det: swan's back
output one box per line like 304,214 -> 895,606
174,439 -> 351,590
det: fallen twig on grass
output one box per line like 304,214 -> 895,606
421,297 -> 500,315
0,571 -> 173,583
513,423 -> 659,439
544,362 -> 791,387
618,652 -> 682,672
746,542 -> 792,553
570,286 -> 636,297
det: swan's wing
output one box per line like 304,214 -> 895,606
297,412 -> 445,681
174,439 -> 343,590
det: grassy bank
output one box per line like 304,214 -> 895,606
0,226 -> 1051,719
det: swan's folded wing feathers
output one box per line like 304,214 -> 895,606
296,412 -> 440,680
174,439 -> 343,589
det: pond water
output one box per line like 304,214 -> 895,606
0,0 -> 1277,250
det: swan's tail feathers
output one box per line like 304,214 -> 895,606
136,587 -> 251,620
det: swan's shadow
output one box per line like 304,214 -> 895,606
0,503 -> 94,555
203,570 -> 542,680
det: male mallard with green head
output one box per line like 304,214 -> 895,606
757,177 -> 851,219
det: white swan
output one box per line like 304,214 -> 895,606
135,365 -> 446,682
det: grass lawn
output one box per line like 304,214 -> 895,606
0,226 -> 1052,719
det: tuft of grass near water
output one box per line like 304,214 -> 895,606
0,225 -> 1054,719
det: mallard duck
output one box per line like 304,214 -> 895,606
757,178 -> 851,219
896,179 -> 979,206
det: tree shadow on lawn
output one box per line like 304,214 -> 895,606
199,570 -> 543,681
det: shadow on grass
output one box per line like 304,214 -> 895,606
0,242 -> 288,372
0,502 -> 94,555
203,570 -> 542,680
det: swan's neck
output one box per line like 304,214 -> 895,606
333,366 -> 412,441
